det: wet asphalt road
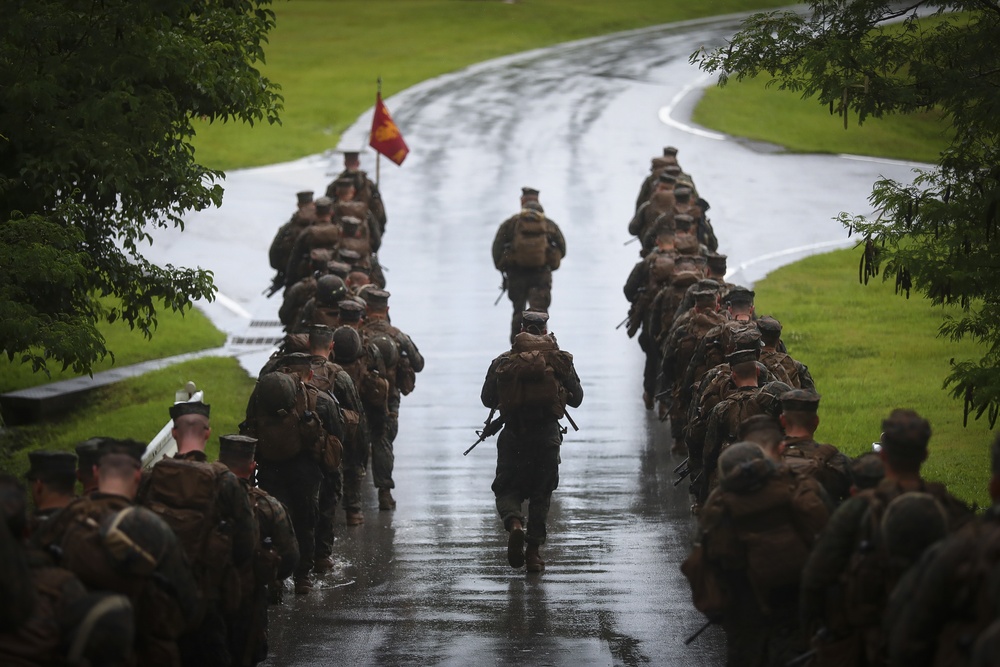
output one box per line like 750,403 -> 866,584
142,10 -> 925,665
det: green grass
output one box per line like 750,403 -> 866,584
194,0 -> 795,170
0,357 -> 256,479
0,299 -> 226,394
754,247 -> 993,508
693,74 -> 952,163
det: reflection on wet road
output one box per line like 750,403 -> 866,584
142,11 -> 924,665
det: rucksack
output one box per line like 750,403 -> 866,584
648,251 -> 676,286
509,212 -> 549,269
495,333 -> 568,418
141,459 -> 240,610
251,371 -> 326,463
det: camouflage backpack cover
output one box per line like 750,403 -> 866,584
509,211 -> 549,269
495,333 -> 571,418
249,370 -> 326,463
141,459 -> 240,610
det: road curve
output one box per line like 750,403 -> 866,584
142,11 -> 922,665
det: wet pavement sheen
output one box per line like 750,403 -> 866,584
141,11 -> 925,665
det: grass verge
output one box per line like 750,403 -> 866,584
194,0 -> 795,170
0,299 -> 226,394
693,74 -> 952,162
0,357 -> 256,478
753,247 -> 993,508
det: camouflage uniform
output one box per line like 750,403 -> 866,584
481,316 -> 583,556
325,166 -> 387,235
360,298 -> 424,498
309,354 -> 366,555
231,474 -> 299,667
887,501 -> 1000,667
801,477 -> 973,666
683,445 -> 830,667
140,438 -> 257,667
493,204 -> 567,342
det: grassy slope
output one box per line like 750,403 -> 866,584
193,0 -> 793,170
1,357 -> 255,477
0,301 -> 226,394
754,248 -> 992,507
693,74 -> 952,162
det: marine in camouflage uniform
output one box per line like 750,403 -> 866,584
324,151 -> 387,236
1,472 -> 136,667
696,350 -> 766,504
359,289 -> 424,511
23,450 -> 77,537
756,316 -> 816,390
283,196 -> 340,289
886,431 -> 1000,667
331,325 -> 387,525
278,248 -> 334,330
800,409 -> 974,667
267,190 -> 316,292
481,311 -> 584,572
493,188 -> 567,343
243,355 -> 343,596
777,390 -> 852,505
305,325 -> 368,552
37,439 -> 199,667
140,401 -> 257,667
629,173 -> 676,257
217,435 -> 298,667
682,443 -> 831,667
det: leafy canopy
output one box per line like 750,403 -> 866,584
0,0 -> 282,377
693,1 -> 1000,426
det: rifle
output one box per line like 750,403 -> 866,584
494,275 -> 507,306
623,236 -> 639,246
263,272 -> 286,298
615,315 -> 630,330
674,464 -> 691,487
563,409 -> 579,432
683,619 -> 713,645
463,408 -> 504,456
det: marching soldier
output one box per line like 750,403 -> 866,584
481,311 -> 583,572
492,188 -> 566,343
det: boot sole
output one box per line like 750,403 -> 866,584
507,526 -> 525,568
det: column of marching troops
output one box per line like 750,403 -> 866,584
624,146 -> 1000,667
0,150 -> 426,667
4,146 -> 1000,667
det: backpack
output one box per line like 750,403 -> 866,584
141,459 -> 240,610
648,251 -> 675,286
495,333 -> 568,418
251,371 -> 326,463
509,212 -> 549,269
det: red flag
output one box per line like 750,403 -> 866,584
369,92 -> 409,166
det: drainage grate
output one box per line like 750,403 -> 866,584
230,336 -> 282,346
249,320 -> 282,328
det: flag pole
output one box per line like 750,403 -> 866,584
375,76 -> 382,186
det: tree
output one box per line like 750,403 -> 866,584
693,1 -> 1000,426
0,0 -> 282,377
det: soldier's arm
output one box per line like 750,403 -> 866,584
398,332 -> 424,373
562,355 -> 584,408
492,218 -> 515,270
263,495 -> 300,581
799,496 -> 869,624
547,220 -> 566,257
887,536 -> 969,667
628,202 -> 648,237
334,371 -> 364,414
219,472 -> 257,568
316,393 -> 344,441
367,211 -> 382,252
481,356 -> 504,409
369,180 -> 387,229
623,262 -> 647,302
796,361 -> 817,392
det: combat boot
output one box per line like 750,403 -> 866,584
507,519 -> 525,568
345,509 -> 364,526
294,575 -> 313,595
313,556 -> 335,573
525,544 -> 545,573
378,488 -> 396,510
